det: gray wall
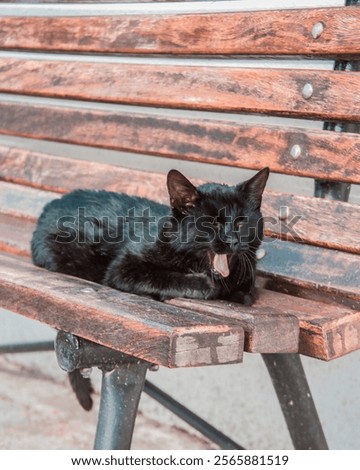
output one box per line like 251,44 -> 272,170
1,0 -> 359,449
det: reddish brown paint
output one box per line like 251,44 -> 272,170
0,103 -> 359,184
0,7 -> 359,56
0,58 -> 359,121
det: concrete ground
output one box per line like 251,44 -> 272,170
0,352 -> 217,450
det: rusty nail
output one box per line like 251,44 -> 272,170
279,206 -> 289,220
256,248 -> 266,260
312,22 -> 324,39
290,144 -> 302,159
302,83 -> 313,99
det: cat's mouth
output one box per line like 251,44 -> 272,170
211,253 -> 232,278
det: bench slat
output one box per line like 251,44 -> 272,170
259,239 -> 360,309
1,8 -> 359,57
1,58 -> 359,121
1,156 -> 360,254
0,213 -> 34,257
0,252 -> 245,367
170,291 -> 360,361
0,252 -> 300,355
0,102 -> 359,184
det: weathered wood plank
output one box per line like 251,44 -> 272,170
0,181 -> 59,220
170,290 -> 360,361
1,8 -> 359,57
262,192 -> 360,254
255,289 -> 360,361
168,298 -> 299,354
1,156 -> 360,254
0,213 -> 34,257
1,58 -> 359,121
258,239 -> 360,309
0,253 -> 244,368
0,102 -> 359,183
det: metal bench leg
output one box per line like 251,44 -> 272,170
262,353 -> 328,450
94,363 -> 147,450
55,331 -> 149,450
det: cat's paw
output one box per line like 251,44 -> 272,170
183,273 -> 220,300
227,289 -> 255,306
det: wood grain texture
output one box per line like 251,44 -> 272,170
1,58 -> 359,121
256,289 -> 360,361
1,8 -> 360,56
0,102 -> 359,183
168,298 -> 299,354
1,153 -> 359,254
0,253 -> 244,368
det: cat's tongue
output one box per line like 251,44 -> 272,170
213,254 -> 230,278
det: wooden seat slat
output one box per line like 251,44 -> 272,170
0,252 -> 301,356
1,7 -> 359,57
0,252 -> 246,367
170,292 -> 360,361
0,102 -> 359,184
1,58 -> 360,121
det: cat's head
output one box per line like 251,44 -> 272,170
167,168 -> 269,277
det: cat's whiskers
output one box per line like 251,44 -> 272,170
236,253 -> 247,286
244,251 -> 255,285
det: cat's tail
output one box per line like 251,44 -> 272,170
68,370 -> 94,411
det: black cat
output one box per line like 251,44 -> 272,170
31,167 -> 269,409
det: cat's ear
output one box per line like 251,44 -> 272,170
167,170 -> 200,214
241,167 -> 270,208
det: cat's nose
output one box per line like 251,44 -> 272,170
224,235 -> 238,249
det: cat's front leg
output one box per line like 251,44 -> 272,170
104,253 -> 219,301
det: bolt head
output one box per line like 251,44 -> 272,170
302,83 -> 313,99
279,206 -> 289,220
312,22 -> 324,39
290,144 -> 302,159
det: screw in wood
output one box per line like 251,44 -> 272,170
279,206 -> 289,221
302,83 -> 314,99
311,22 -> 325,39
290,144 -> 302,159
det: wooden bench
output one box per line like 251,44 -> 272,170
0,0 -> 359,449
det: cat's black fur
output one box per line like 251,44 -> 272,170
31,167 -> 269,409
